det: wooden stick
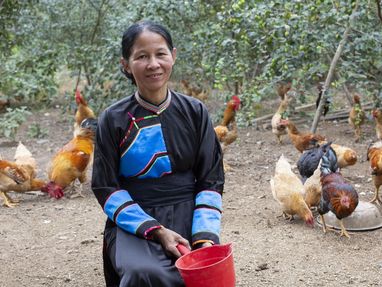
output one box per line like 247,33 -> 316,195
311,0 -> 359,133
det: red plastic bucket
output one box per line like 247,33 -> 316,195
175,243 -> 235,287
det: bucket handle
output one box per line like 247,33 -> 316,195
176,244 -> 191,255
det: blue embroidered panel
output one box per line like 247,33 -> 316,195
195,190 -> 222,211
120,124 -> 172,178
138,155 -> 171,179
192,208 -> 221,236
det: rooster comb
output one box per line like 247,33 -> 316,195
232,95 -> 240,103
231,95 -> 241,110
75,89 -> 85,104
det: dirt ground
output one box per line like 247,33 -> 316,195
1,105 -> 382,287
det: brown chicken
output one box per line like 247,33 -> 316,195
284,120 -> 326,153
276,82 -> 292,99
0,142 -> 46,207
42,118 -> 97,199
180,79 -> 208,101
215,120 -> 238,154
318,154 -> 359,238
372,108 -> 382,140
270,155 -> 314,227
348,94 -> 365,142
271,100 -> 289,144
330,143 -> 357,169
214,95 -> 241,171
73,89 -> 96,136
366,141 -> 382,205
0,97 -> 10,111
219,95 -> 241,126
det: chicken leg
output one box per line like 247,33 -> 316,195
282,212 -> 294,221
320,214 -> 328,233
319,214 -> 335,234
69,182 -> 85,199
338,220 -> 350,238
369,187 -> 381,205
0,191 -> 19,208
354,127 -> 362,143
223,160 -> 232,172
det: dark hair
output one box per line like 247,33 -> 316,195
121,20 -> 174,85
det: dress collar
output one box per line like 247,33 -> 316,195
134,90 -> 171,115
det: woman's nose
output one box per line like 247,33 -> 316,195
147,56 -> 160,69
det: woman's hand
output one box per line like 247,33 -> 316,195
200,242 -> 213,248
151,226 -> 190,258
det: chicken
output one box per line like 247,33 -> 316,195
180,79 -> 208,101
330,143 -> 357,169
73,89 -> 96,136
0,96 -> 10,111
372,108 -> 382,140
215,120 -> 238,154
303,165 -> 322,209
42,118 -> 98,199
297,141 -> 337,183
366,141 -> 382,205
219,95 -> 241,126
285,120 -> 326,153
318,154 -> 359,238
276,82 -> 292,100
271,100 -> 289,144
214,95 -> 241,171
315,83 -> 331,118
270,155 -> 314,227
0,142 -> 46,207
348,93 -> 365,142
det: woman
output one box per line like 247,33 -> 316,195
92,20 -> 224,287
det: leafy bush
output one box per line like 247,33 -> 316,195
27,123 -> 48,139
0,107 -> 32,139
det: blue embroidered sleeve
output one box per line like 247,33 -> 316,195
92,109 -> 160,238
192,190 -> 222,245
191,103 -> 224,246
103,190 -> 160,237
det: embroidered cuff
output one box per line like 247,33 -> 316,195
192,232 -> 220,247
144,225 -> 162,240
136,220 -> 161,238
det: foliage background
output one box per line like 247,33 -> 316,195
0,0 -> 381,134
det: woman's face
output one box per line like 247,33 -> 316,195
123,30 -> 176,98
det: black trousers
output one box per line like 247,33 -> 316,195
103,200 -> 194,287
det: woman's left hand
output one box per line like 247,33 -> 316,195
151,226 -> 190,258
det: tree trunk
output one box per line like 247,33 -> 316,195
82,0 -> 109,88
341,81 -> 353,105
311,0 -> 359,133
75,68 -> 82,91
376,0 -> 382,23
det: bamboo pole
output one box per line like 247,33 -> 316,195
311,0 -> 359,133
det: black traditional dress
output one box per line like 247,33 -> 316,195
92,90 -> 224,287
